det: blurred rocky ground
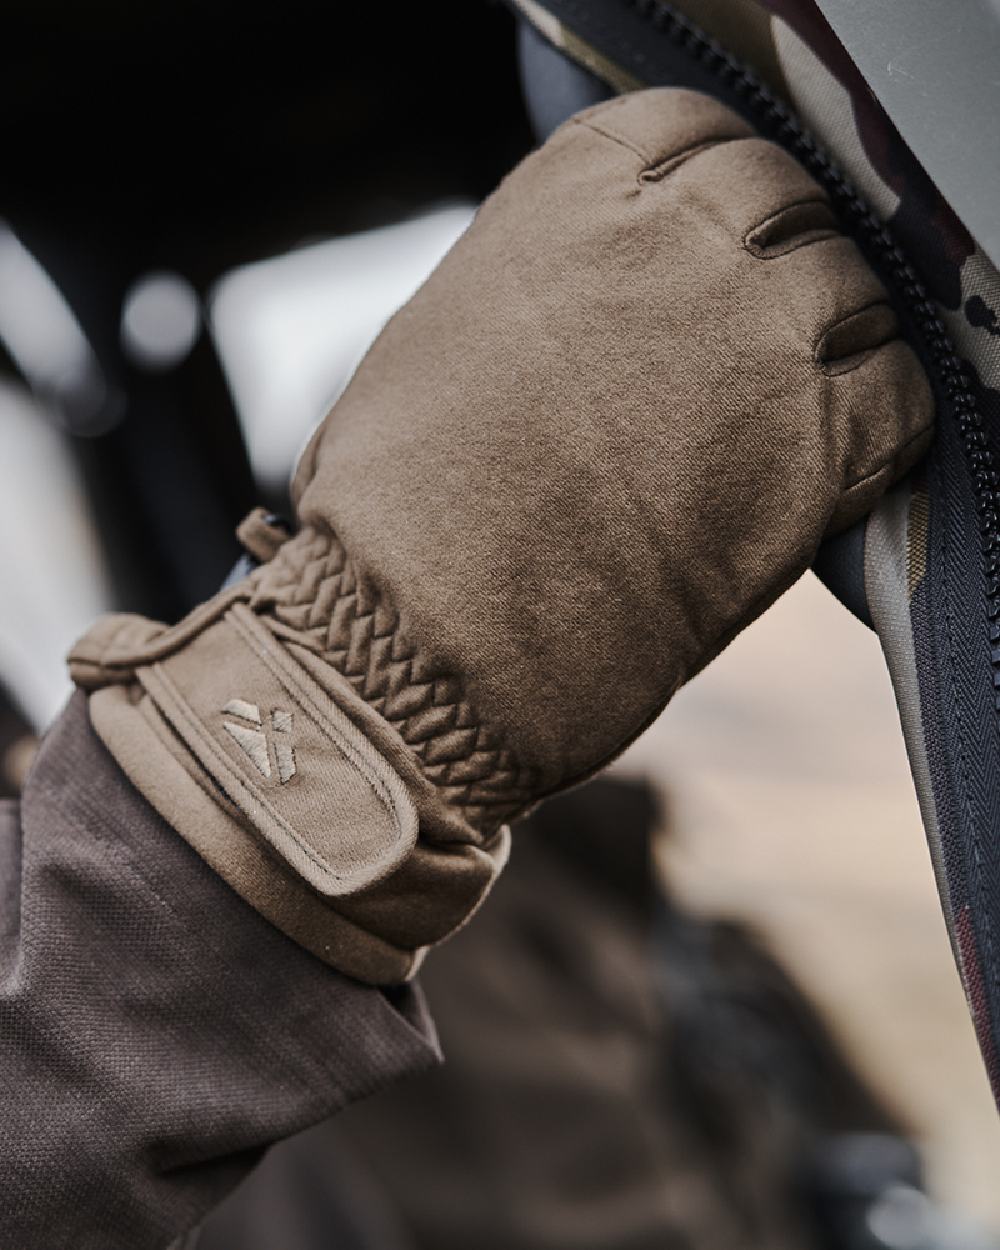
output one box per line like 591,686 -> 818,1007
617,570 -> 1000,1228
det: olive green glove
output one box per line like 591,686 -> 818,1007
70,88 -> 933,983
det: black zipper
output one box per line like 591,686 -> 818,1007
623,0 -> 1000,698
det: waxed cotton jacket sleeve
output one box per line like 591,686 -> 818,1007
0,692 -> 439,1250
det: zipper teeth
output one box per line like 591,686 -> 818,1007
626,0 -> 1000,696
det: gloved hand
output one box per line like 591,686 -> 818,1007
69,88 -> 933,983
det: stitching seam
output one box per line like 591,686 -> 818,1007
813,299 -> 896,375
572,114 -> 651,161
841,423 -> 934,494
742,196 -> 837,257
940,477 -> 1000,1002
638,133 -> 745,182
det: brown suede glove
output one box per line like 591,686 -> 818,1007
69,89 -> 933,983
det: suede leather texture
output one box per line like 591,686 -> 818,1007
70,87 -> 933,984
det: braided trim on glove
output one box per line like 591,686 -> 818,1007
251,526 -> 535,830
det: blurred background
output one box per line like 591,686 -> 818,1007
2,3 -> 998,1247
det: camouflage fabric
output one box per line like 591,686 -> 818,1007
509,0 -> 1000,1105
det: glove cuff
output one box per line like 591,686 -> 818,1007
69,598 -> 509,984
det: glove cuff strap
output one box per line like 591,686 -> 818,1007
79,602 -> 507,983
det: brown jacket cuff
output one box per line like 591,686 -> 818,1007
0,691 -> 439,1250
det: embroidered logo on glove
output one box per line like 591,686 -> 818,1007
222,698 -> 297,784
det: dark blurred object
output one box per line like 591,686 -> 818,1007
0,679 -> 37,799
202,775 -> 986,1250
805,1134 -> 1000,1250
808,1134 -> 923,1250
1,0 -> 532,622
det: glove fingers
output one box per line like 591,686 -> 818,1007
574,96 -> 840,254
737,224 -> 934,527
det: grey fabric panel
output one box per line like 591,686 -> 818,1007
0,693 -> 438,1249
864,486 -> 954,947
815,0 -> 1000,272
